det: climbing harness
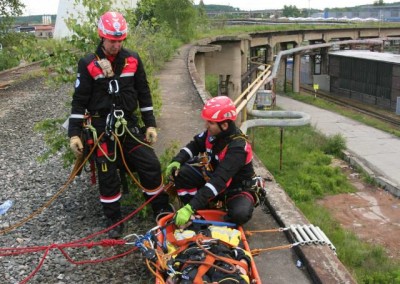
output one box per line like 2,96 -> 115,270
186,152 -> 213,182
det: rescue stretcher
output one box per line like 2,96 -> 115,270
149,210 -> 262,284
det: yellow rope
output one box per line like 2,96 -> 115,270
0,133 -> 103,235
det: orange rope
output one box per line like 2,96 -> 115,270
112,132 -> 164,194
0,133 -> 104,235
146,259 -> 166,284
245,228 -> 283,236
251,244 -> 294,256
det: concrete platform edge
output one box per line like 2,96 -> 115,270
186,43 -> 356,283
342,150 -> 400,198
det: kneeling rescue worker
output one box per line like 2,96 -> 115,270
167,96 -> 263,226
68,11 -> 171,238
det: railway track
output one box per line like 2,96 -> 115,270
300,85 -> 400,128
0,61 -> 44,90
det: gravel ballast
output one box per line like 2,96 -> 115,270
0,77 -> 154,284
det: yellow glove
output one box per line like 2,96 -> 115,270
166,161 -> 181,177
97,59 -> 114,78
70,136 -> 83,158
145,127 -> 157,144
174,204 -> 194,226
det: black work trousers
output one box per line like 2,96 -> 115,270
174,164 -> 254,225
95,130 -> 169,220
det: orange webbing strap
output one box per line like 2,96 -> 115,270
193,254 -> 216,283
165,234 -> 208,257
196,237 -> 249,274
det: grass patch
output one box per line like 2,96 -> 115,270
253,125 -> 400,283
205,74 -> 219,97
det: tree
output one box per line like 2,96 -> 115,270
0,0 -> 40,71
198,0 -> 207,19
373,0 -> 385,5
282,5 -> 301,18
0,0 -> 24,20
134,0 -> 156,25
153,0 -> 196,41
0,0 -> 25,43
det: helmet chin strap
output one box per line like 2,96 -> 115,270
217,122 -> 225,132
217,120 -> 232,132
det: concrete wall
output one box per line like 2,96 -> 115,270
204,40 -> 243,101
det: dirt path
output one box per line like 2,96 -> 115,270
318,159 -> 400,260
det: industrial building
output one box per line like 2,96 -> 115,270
329,50 -> 400,111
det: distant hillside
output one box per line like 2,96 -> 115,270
203,4 -> 240,11
14,15 -> 57,25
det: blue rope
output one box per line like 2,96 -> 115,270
192,219 -> 237,227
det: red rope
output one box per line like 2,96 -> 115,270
0,183 -> 173,283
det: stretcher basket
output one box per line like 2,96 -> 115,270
155,209 -> 262,283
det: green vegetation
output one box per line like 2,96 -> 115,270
253,126 -> 354,200
253,125 -> 400,283
205,74 -> 219,97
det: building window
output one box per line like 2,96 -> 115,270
314,54 -> 321,75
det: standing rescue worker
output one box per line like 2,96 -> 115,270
166,96 -> 261,226
68,11 -> 171,238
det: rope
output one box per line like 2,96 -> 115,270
0,188 -> 170,283
146,258 -> 166,284
0,108 -> 175,283
251,243 -> 298,256
112,131 -> 164,194
245,227 -> 288,236
0,238 -> 131,284
0,133 -> 103,235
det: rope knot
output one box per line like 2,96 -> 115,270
101,239 -> 126,247
85,242 -> 95,249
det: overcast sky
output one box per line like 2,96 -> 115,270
21,0 -> 385,16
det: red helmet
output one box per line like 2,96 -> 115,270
201,96 -> 237,122
98,11 -> 128,40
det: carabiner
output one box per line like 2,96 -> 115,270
114,109 -> 124,119
108,79 -> 119,94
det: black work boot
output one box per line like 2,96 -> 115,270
106,218 -> 125,239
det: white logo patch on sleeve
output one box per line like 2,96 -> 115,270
75,78 -> 80,88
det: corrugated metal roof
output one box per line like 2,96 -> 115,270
329,50 -> 400,64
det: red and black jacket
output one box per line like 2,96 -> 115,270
173,124 -> 256,210
68,43 -> 155,137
